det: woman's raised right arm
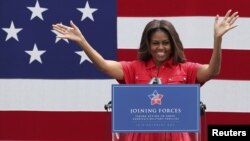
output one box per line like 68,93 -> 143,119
52,21 -> 124,80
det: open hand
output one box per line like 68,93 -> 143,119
214,9 -> 239,38
52,21 -> 85,43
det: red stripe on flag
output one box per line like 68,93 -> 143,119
0,111 -> 249,140
118,49 -> 250,80
118,0 -> 249,17
0,111 -> 112,141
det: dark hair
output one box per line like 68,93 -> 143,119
138,20 -> 186,64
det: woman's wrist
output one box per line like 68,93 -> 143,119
214,34 -> 222,40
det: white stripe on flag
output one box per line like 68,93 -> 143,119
118,17 -> 250,50
0,79 -> 249,112
0,79 -> 117,111
201,80 -> 250,113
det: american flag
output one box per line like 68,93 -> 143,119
1,0 -> 250,141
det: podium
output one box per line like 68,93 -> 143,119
111,84 -> 201,141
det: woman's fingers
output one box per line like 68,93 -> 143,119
214,14 -> 219,24
53,23 -> 75,36
56,23 -> 70,30
70,20 -> 78,29
52,25 -> 65,34
228,12 -> 239,25
223,9 -> 232,22
53,23 -> 73,33
52,21 -> 82,41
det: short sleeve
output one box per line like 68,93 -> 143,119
116,61 -> 135,84
184,62 -> 201,84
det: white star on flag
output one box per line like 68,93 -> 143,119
27,0 -> 48,21
2,21 -> 23,41
25,44 -> 46,64
75,51 -> 92,64
77,1 -> 98,21
51,30 -> 69,43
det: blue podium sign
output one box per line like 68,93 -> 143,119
112,84 -> 200,132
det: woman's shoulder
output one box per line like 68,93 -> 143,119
120,60 -> 145,66
178,61 -> 201,72
180,61 -> 200,66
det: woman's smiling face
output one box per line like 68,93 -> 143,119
150,29 -> 171,66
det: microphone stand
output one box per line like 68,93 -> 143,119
104,101 -> 112,141
200,101 -> 207,141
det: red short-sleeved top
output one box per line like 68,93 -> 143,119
119,58 -> 200,85
116,58 -> 201,141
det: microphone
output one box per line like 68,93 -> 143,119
200,101 -> 206,116
149,77 -> 162,84
104,101 -> 112,111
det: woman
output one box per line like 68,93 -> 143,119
52,9 -> 238,141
